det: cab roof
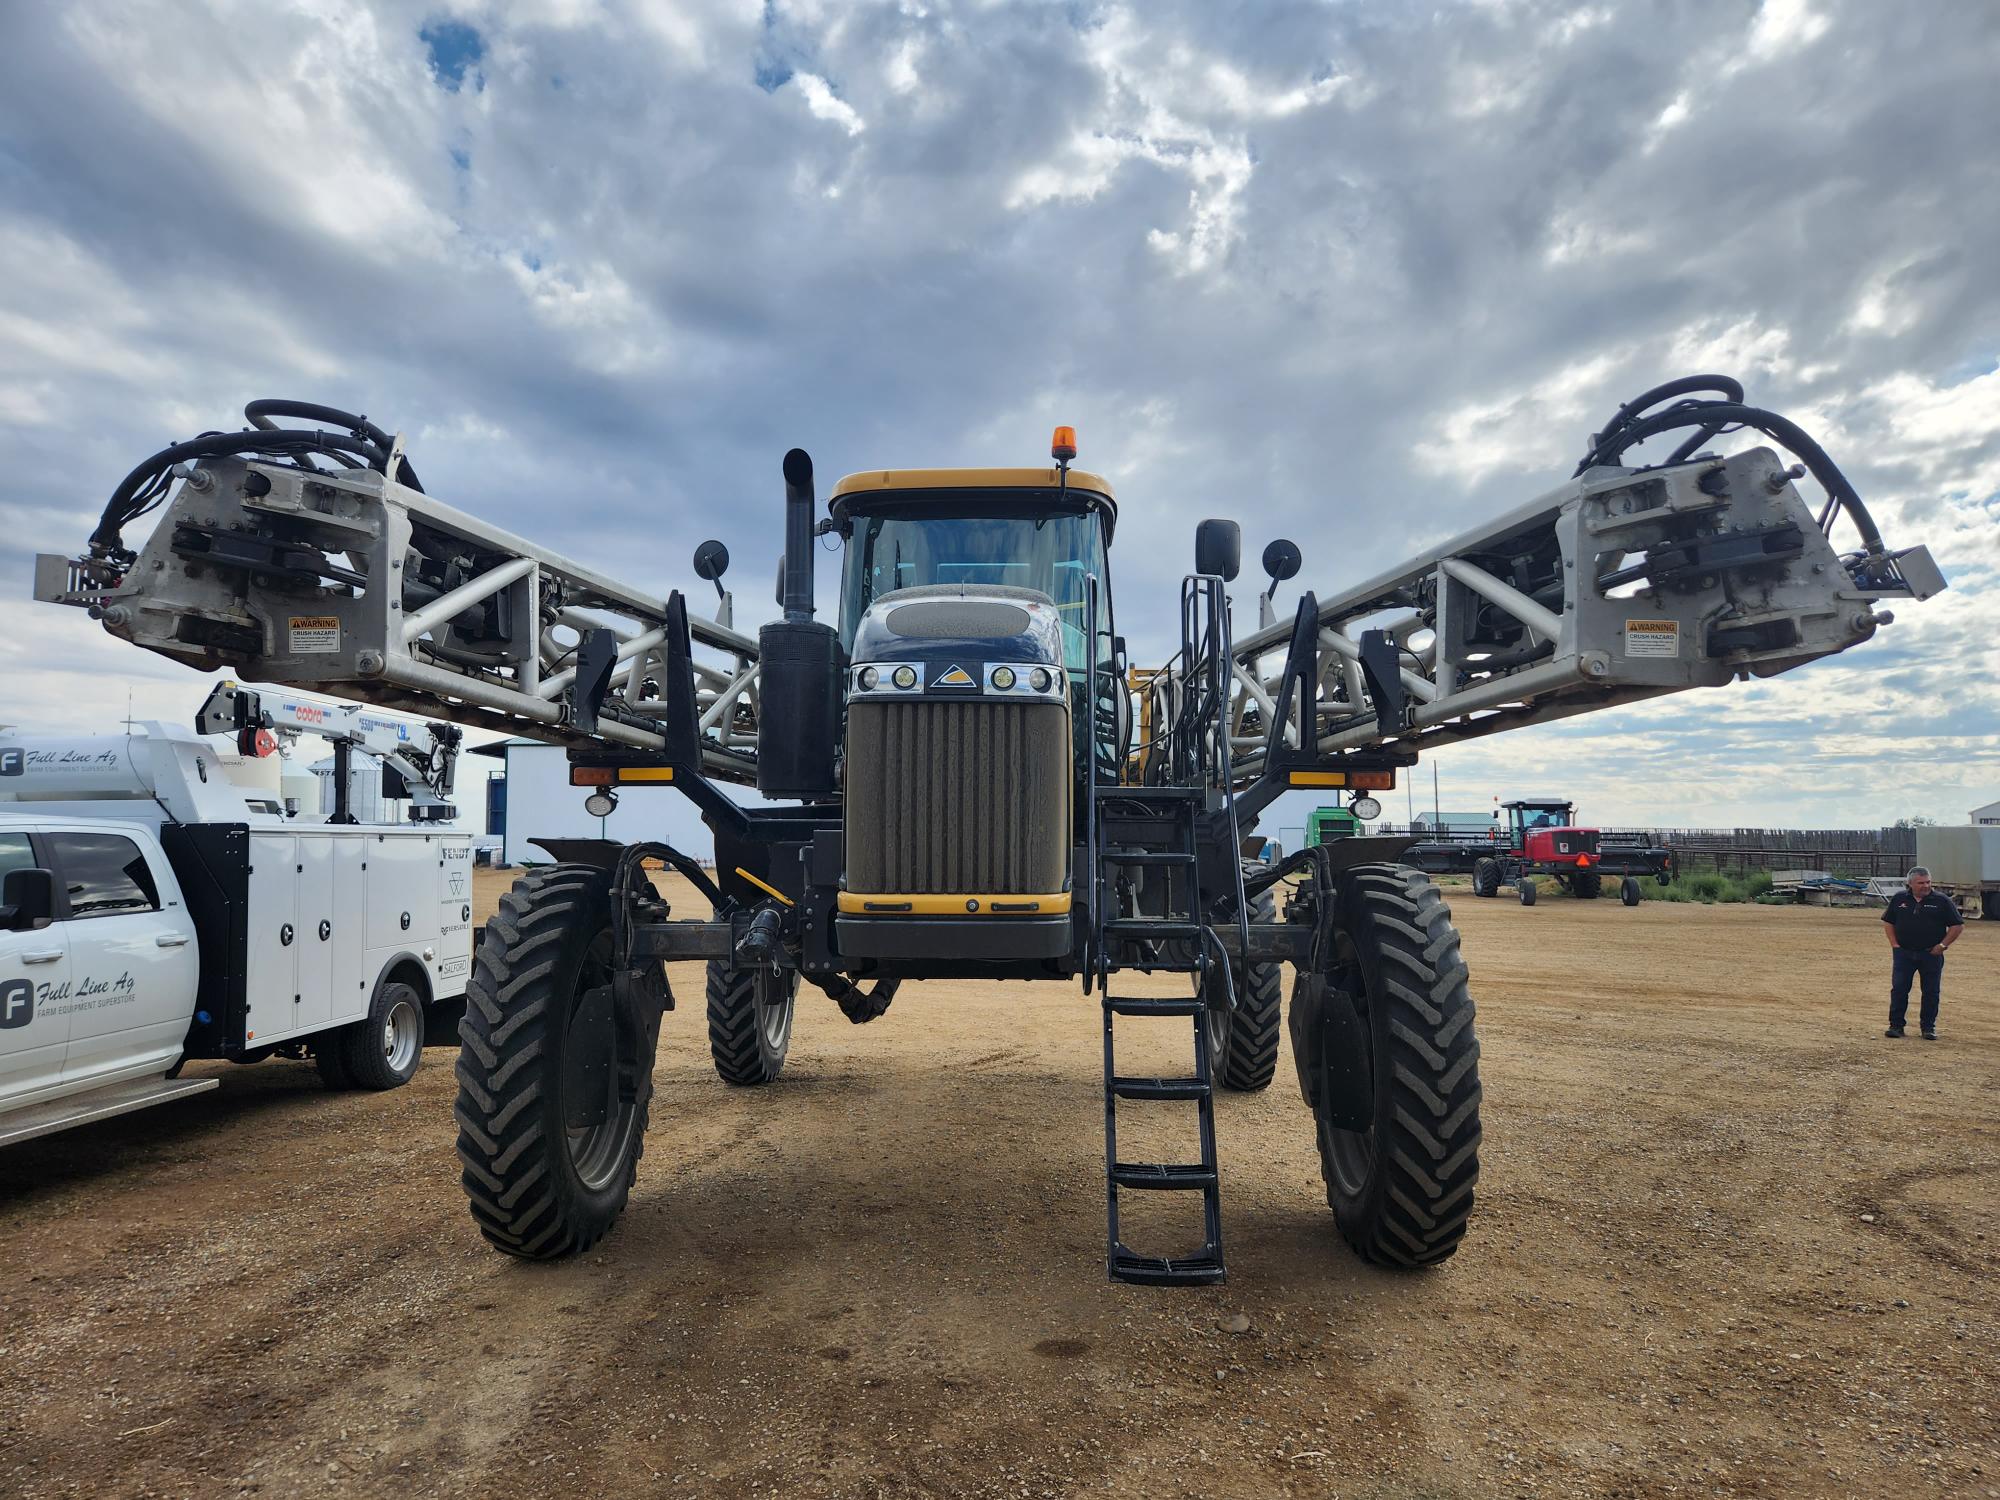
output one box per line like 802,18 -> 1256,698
828,467 -> 1118,538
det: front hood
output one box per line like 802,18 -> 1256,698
849,584 -> 1066,671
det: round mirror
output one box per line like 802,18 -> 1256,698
1262,538 -> 1302,583
693,539 -> 730,581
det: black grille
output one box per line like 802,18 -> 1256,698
844,698 -> 1071,893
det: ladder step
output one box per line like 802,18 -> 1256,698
1104,918 -> 1202,939
1101,849 -> 1196,866
1110,785 -> 1207,801
1110,1247 -> 1225,1286
1111,1075 -> 1209,1101
1111,1162 -> 1217,1191
1104,996 -> 1203,1018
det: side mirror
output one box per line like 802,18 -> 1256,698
1261,538 -> 1302,597
1195,519 -> 1241,582
0,868 -> 55,931
693,539 -> 730,599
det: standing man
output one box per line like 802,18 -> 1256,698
1882,866 -> 1964,1040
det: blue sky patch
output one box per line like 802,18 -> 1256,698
421,19 -> 485,93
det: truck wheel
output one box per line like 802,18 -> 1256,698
342,980 -> 426,1090
706,960 -> 796,1086
1204,874 -> 1281,1091
1471,858 -> 1500,898
1518,877 -> 1537,907
1571,871 -> 1602,899
455,865 -> 666,1260
1314,864 -> 1481,1267
314,1042 -> 354,1090
1621,877 -> 1643,907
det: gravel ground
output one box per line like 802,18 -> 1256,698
0,870 -> 1993,1499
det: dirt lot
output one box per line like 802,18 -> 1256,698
1,871 -> 1994,1499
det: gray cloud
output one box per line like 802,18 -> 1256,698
0,0 -> 1993,825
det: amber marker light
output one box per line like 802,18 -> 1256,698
1051,426 -> 1077,463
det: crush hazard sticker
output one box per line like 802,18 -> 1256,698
1623,619 -> 1680,658
288,615 -> 340,654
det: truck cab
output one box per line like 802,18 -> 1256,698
1503,798 -> 1600,865
0,815 -> 205,1134
831,465 -> 1116,674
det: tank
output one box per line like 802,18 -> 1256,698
0,724 -> 278,823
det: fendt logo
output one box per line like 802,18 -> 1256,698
0,979 -> 32,1029
0,748 -> 22,777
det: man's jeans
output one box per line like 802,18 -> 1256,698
1890,948 -> 1944,1033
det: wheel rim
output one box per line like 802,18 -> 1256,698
1323,930 -> 1376,1196
1328,1114 -> 1376,1195
565,933 -> 643,1191
383,998 -> 421,1074
754,974 -> 794,1052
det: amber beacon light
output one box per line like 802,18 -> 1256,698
1050,425 -> 1077,463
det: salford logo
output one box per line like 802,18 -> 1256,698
0,979 -> 31,1029
0,748 -> 22,777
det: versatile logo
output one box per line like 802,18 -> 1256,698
935,665 -> 975,687
0,979 -> 31,1029
0,749 -> 21,777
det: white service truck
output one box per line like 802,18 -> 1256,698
0,688 -> 472,1146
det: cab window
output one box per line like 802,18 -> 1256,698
46,833 -> 160,918
838,506 -> 1109,670
0,834 -> 35,884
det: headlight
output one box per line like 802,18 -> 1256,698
991,665 -> 1016,690
584,790 -> 618,819
858,665 -> 880,691
1030,667 -> 1053,693
1351,795 -> 1382,821
892,665 -> 918,689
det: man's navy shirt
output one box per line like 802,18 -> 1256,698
1884,890 -> 1963,951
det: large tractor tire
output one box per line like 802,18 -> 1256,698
1471,858 -> 1501,898
706,960 -> 797,1086
1203,872 -> 1281,1092
1570,870 -> 1602,899
1310,864 -> 1482,1267
455,865 -> 667,1260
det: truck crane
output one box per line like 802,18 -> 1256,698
34,381 -> 1945,1284
190,681 -> 463,824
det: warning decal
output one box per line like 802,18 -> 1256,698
289,615 -> 340,655
1623,619 -> 1680,658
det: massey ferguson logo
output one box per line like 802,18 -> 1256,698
0,979 -> 31,1029
0,749 -> 21,777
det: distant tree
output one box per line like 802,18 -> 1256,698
1892,815 -> 1939,829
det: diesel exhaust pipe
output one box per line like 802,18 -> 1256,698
781,447 -> 816,622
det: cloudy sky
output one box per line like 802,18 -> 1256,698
0,0 -> 1993,838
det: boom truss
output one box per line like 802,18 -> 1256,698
35,384 -> 1944,802
1144,445 -> 1943,789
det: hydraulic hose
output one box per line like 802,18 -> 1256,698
1582,400 -> 1885,554
1574,375 -> 1744,475
244,400 -> 423,493
90,399 -> 424,557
